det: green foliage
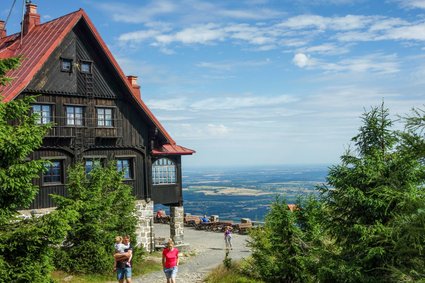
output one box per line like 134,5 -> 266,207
246,104 -> 425,283
318,104 -> 425,282
0,57 -> 74,282
247,196 -> 311,283
206,260 -> 265,283
0,94 -> 50,223
53,163 -> 140,274
0,209 -> 77,283
0,57 -> 21,86
223,250 -> 232,269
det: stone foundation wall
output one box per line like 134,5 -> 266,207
19,207 -> 56,219
19,201 -> 156,252
135,200 -> 154,252
170,206 -> 184,244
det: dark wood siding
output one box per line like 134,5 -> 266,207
30,149 -> 73,208
19,18 -> 184,209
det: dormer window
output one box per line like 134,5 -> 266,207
61,58 -> 72,72
80,61 -> 92,74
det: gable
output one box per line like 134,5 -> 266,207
0,7 -> 194,155
27,21 -> 117,99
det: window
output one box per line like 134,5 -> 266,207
61,58 -> 72,72
66,106 -> 84,126
32,104 -> 52,124
85,159 -> 102,174
152,158 -> 176,185
43,160 -> 63,184
117,159 -> 133,180
97,108 -> 113,127
80,61 -> 92,73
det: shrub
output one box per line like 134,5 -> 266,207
53,163 -> 140,274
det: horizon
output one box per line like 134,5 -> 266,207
3,0 -> 424,167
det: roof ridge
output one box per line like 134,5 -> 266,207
36,9 -> 82,27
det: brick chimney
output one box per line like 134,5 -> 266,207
23,2 -> 40,36
0,20 -> 6,38
127,75 -> 141,98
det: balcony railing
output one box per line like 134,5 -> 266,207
44,116 -> 123,138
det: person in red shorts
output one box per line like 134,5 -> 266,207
162,239 -> 179,283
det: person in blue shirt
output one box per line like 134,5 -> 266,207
200,215 -> 210,223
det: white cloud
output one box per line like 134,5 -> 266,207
320,54 -> 400,74
278,15 -> 373,31
383,23 -> 425,41
190,95 -> 297,111
196,59 -> 271,71
396,0 -> 425,9
97,1 -> 176,23
206,124 -> 230,136
293,53 -> 311,68
146,97 -> 187,110
217,8 -> 282,20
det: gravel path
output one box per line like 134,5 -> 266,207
133,223 -> 251,283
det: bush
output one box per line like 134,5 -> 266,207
53,163 -> 141,274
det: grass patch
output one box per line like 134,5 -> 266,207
52,252 -> 163,282
204,262 -> 264,283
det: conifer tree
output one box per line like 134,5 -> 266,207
318,104 -> 425,282
0,57 -> 76,282
248,197 -> 310,283
53,163 -> 139,274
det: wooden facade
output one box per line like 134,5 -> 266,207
0,4 -> 194,209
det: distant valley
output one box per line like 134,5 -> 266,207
157,164 -> 329,222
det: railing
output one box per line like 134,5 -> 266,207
44,116 -> 123,138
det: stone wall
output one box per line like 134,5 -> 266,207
135,199 -> 154,252
20,201 -> 156,252
19,207 -> 56,219
170,206 -> 184,244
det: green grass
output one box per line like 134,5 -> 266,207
52,252 -> 163,283
204,262 -> 264,283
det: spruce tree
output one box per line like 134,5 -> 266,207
53,163 -> 139,274
0,57 -> 76,282
318,104 -> 425,282
248,197 -> 310,283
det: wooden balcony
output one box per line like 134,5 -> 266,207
44,116 -> 123,138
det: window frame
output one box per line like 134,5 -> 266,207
31,104 -> 53,125
96,107 -> 114,127
80,60 -> 92,74
152,158 -> 177,185
116,158 -> 134,180
65,105 -> 84,126
42,159 -> 64,186
60,58 -> 73,73
84,159 -> 104,174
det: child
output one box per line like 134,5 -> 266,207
224,226 -> 233,250
113,236 -> 132,271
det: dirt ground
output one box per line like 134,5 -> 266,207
133,223 -> 251,283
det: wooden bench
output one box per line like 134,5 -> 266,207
232,222 -> 253,234
184,215 -> 201,226
211,221 -> 233,232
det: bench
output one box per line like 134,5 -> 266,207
184,215 -> 201,226
232,222 -> 253,234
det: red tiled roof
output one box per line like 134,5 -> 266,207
0,8 -> 194,155
152,144 -> 195,155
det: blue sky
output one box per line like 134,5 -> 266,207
3,0 -> 425,167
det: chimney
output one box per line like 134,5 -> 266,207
0,20 -> 6,38
127,75 -> 141,98
23,2 -> 40,36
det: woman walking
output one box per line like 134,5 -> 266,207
162,239 -> 179,283
224,226 -> 233,250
